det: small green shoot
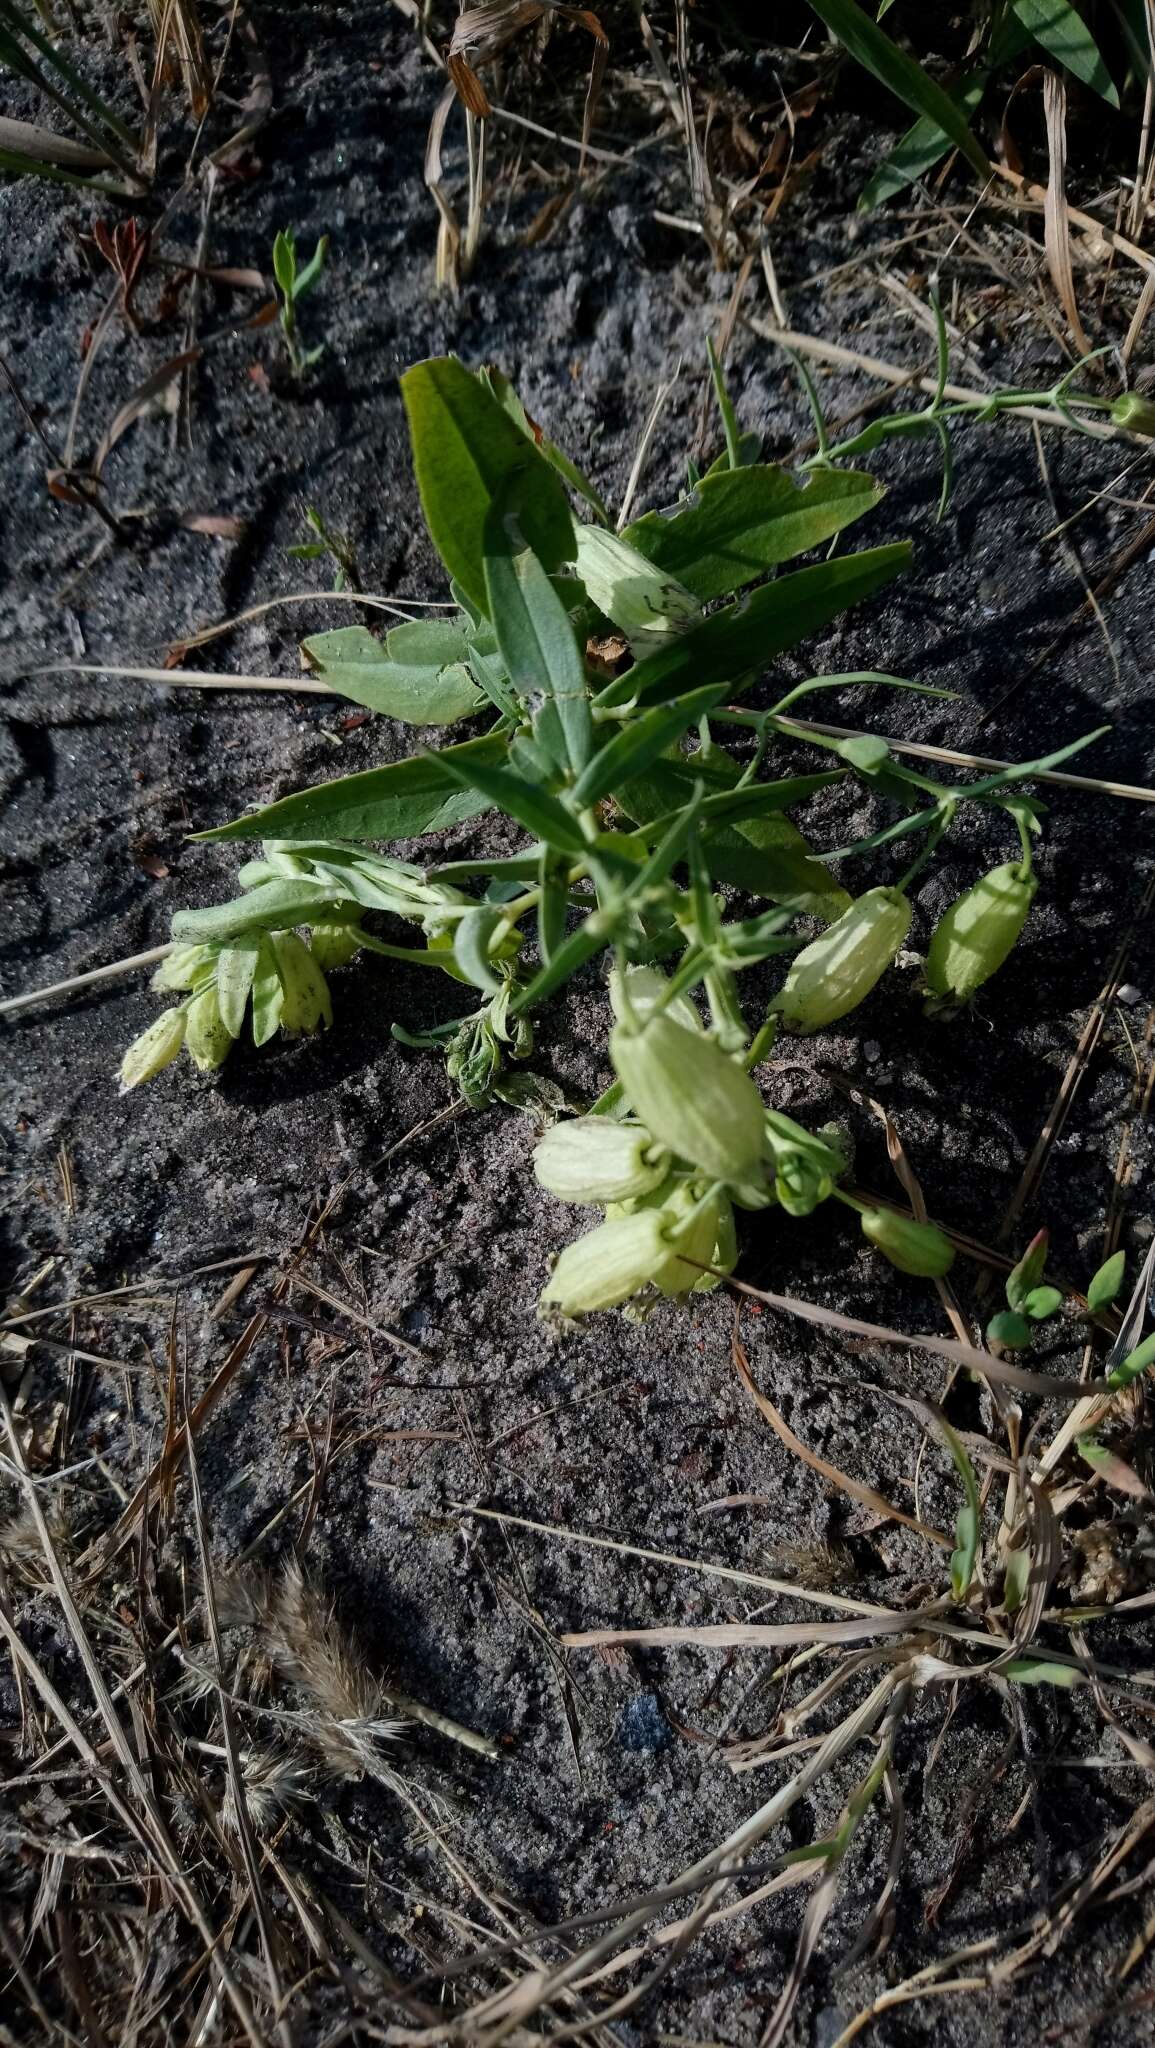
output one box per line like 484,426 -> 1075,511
272,228 -> 329,379
287,505 -> 359,592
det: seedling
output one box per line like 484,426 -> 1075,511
272,227 -> 329,378
286,503 -> 359,591
987,1230 -> 1129,1353
118,346 -> 1112,1317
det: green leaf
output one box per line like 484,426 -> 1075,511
859,72 -> 989,211
706,335 -> 743,469
1011,0 -> 1119,103
432,749 -> 589,854
1003,1545 -> 1030,1615
1087,1250 -> 1125,1313
938,1417 -> 980,1602
216,938 -> 260,1038
400,358 -> 576,617
806,0 -> 990,173
453,906 -> 506,995
597,544 -> 912,711
616,749 -> 850,922
573,685 -> 727,807
1107,1329 -> 1155,1392
574,524 -> 701,647
197,730 -> 509,843
987,1309 -> 1033,1351
479,363 -> 613,525
1007,1227 -> 1049,1311
300,621 -> 485,725
624,465 -> 884,601
250,935 -> 284,1045
172,878 -> 353,945
293,234 -> 329,298
1005,1657 -> 1083,1689
1023,1284 -> 1064,1322
272,229 -> 296,298
483,488 -> 593,776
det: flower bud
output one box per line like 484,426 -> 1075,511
775,887 -> 912,1034
309,920 -> 364,973
533,1118 -> 669,1205
860,1206 -> 955,1277
609,964 -> 702,1036
763,1110 -> 841,1217
1110,392 -> 1155,439
185,987 -> 234,1073
541,1209 -> 673,1315
610,1015 -> 766,1185
119,1007 -> 187,1092
152,944 -> 217,993
272,931 -> 333,1036
653,1182 -> 735,1296
925,862 -> 1037,1004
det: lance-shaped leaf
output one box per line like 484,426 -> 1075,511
172,878 -> 356,945
197,730 -> 510,844
806,0 -> 990,174
624,464 -> 884,601
596,544 -> 912,710
400,357 -> 575,617
432,748 -> 589,854
453,906 -> 506,994
618,749 -> 851,923
484,488 -> 593,776
300,620 -> 484,725
1011,0 -> 1118,104
572,684 -> 727,808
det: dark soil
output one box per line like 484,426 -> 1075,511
3,9 -> 1155,2045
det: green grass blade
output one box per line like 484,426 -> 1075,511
806,0 -> 990,174
1011,0 -> 1120,103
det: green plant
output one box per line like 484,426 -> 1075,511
805,0 -> 1150,210
120,348 -> 1108,1316
802,2 -> 1155,214
272,229 -> 329,378
987,1229 -> 1129,1352
287,504 -> 360,591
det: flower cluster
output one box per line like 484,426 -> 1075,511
119,840 -> 463,1091
535,968 -> 956,1319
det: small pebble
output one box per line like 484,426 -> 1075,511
864,1040 -> 881,1064
1117,984 -> 1144,1007
616,1693 -> 672,1753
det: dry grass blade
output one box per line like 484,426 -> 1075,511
732,1318 -> 951,1549
91,348 -> 201,475
184,1399 -> 292,2047
727,1274 -> 1113,1398
1042,68 -> 1092,354
0,1382 -> 267,2048
997,870 -> 1155,1248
